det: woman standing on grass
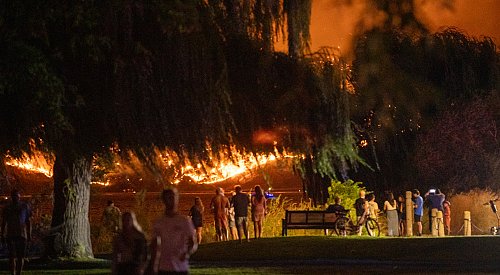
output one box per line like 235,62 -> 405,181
397,194 -> 406,236
251,185 -> 267,239
189,197 -> 204,244
384,192 -> 399,237
112,212 -> 148,275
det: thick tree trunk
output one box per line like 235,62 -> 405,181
51,152 -> 93,258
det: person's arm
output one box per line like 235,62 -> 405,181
149,235 -> 160,274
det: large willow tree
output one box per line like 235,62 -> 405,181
1,0 -> 359,257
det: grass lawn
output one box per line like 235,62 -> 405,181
3,235 -> 500,274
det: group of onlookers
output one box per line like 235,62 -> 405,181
334,188 -> 452,237
199,184 -> 267,243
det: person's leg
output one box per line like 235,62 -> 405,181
258,220 -> 263,238
215,218 -> 222,241
242,218 -> 249,241
196,227 -> 202,244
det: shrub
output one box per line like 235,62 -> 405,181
449,189 -> 499,235
327,179 -> 365,216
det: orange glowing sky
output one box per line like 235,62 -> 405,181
278,0 -> 499,55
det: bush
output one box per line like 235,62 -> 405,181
449,189 -> 499,235
327,179 -> 365,216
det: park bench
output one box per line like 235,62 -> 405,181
281,210 -> 339,236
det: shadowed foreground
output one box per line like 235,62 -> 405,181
1,236 -> 499,274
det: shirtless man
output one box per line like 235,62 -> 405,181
210,187 -> 230,241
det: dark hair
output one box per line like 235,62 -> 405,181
107,200 -> 114,206
194,197 -> 204,212
235,185 -> 242,192
254,185 -> 263,200
366,193 -> 374,201
412,189 -> 420,195
334,196 -> 341,204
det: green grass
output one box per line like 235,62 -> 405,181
3,235 -> 500,274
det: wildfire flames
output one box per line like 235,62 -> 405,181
4,146 -> 293,186
4,153 -> 53,178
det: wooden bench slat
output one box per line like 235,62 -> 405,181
282,210 -> 340,236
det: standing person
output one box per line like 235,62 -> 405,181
188,197 -> 204,244
1,190 -> 32,275
425,188 -> 446,232
383,192 -> 399,237
112,212 -> 148,275
412,189 -> 424,236
209,187 -> 229,241
150,188 -> 197,275
251,185 -> 267,239
232,185 -> 250,243
443,200 -> 451,235
103,200 -> 122,233
366,193 -> 379,221
227,192 -> 238,241
397,194 -> 406,236
354,190 -> 368,236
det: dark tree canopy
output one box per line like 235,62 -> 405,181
351,27 -> 499,192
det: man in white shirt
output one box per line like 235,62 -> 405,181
150,188 -> 197,274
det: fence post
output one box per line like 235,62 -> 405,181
431,208 -> 438,236
405,191 -> 413,236
464,211 -> 471,236
437,210 -> 445,236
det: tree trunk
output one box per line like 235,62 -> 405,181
51,152 -> 93,258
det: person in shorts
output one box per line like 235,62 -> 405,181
210,187 -> 229,241
231,185 -> 250,243
412,189 -> 423,236
1,190 -> 32,275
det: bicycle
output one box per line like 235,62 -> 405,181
333,210 -> 380,237
484,199 -> 500,235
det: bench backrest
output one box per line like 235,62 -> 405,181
285,210 -> 337,225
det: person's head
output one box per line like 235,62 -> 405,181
215,187 -> 223,195
11,190 -> 20,203
122,211 -> 142,232
359,190 -> 366,198
366,193 -> 374,202
398,194 -> 404,202
235,185 -> 242,193
444,200 -> 451,207
334,196 -> 341,204
162,188 -> 179,214
385,192 -> 394,201
194,197 -> 204,212
412,189 -> 420,197
254,185 -> 263,199
107,200 -> 114,206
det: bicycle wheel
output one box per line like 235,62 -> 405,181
335,217 -> 354,236
365,218 -> 380,237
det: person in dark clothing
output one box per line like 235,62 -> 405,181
326,196 -> 346,214
354,190 -> 368,235
1,190 -> 32,275
112,212 -> 148,275
189,197 -> 204,244
231,185 -> 250,243
425,188 -> 445,232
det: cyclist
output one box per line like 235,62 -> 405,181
327,196 -> 346,214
